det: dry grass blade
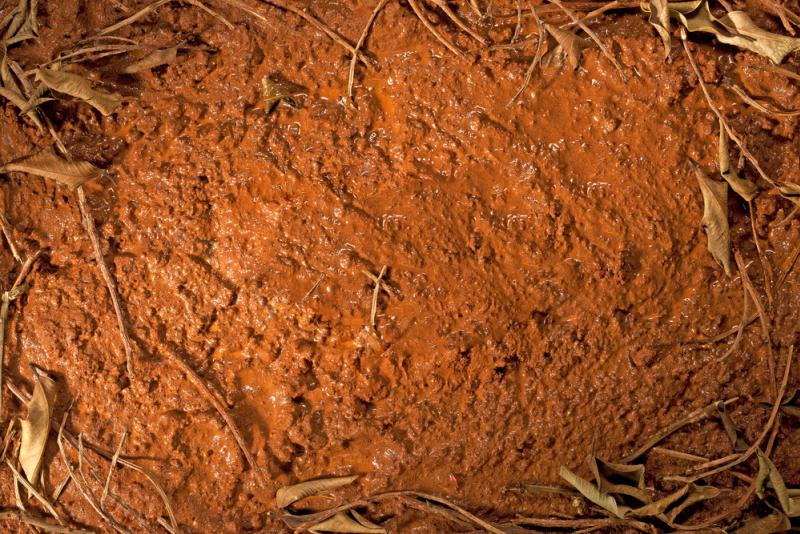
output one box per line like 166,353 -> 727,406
122,46 -> 177,73
101,431 -> 127,507
5,460 -> 62,524
19,369 -> 55,486
693,161 -> 732,277
370,265 -> 387,331
732,511 -> 790,534
348,0 -> 388,100
407,0 -> 464,56
98,0 -> 231,36
734,250 -> 776,397
509,4 -> 545,104
755,451 -> 800,516
620,398 -> 737,462
651,447 -> 708,462
718,120 -> 757,201
277,475 -> 358,509
719,277 -> 749,362
372,491 -> 505,534
731,83 -> 800,117
548,0 -> 626,79
36,68 -> 120,116
559,466 -> 627,518
1,148 -> 99,188
0,509 -> 90,533
0,86 -> 44,131
77,186 -> 136,380
431,0 -> 487,45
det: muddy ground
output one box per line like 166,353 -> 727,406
0,0 -> 799,532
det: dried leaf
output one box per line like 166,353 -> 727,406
36,67 -> 120,116
308,512 -> 385,534
756,450 -> 800,516
693,161 -> 732,276
665,483 -> 720,522
732,512 -> 791,534
19,370 -> 56,486
628,484 -> 689,517
1,148 -> 100,188
276,475 -> 358,509
715,400 -> 748,452
587,456 -> 650,503
673,0 -> 800,63
559,466 -> 628,518
719,122 -> 757,201
647,0 -> 672,59
543,24 -> 588,70
262,75 -> 302,114
122,47 -> 178,74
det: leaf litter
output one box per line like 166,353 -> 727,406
35,67 -> 121,116
693,160 -> 732,276
0,148 -> 100,188
19,368 -> 55,487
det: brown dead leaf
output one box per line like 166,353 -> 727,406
276,475 -> 358,509
262,75 -> 302,114
647,0 -> 672,59
559,466 -> 629,518
665,483 -> 719,522
308,512 -> 385,534
19,369 -> 56,486
732,511 -> 791,534
0,148 -> 100,188
588,456 -> 650,503
756,450 -> 800,516
542,24 -> 588,70
122,47 -> 178,74
36,67 -> 120,116
628,484 -> 689,517
731,83 -> 800,117
719,121 -> 757,201
693,161 -> 732,276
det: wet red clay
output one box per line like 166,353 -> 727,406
0,0 -> 799,532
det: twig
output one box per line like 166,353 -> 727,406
547,0 -> 626,79
718,276 -> 749,362
348,0 -> 388,100
509,3 -> 544,105
300,274 -> 324,303
361,269 -> 400,298
0,212 -> 21,263
431,0 -> 487,45
163,345 -> 267,488
0,510 -> 90,533
101,431 -> 127,508
562,0 -> 621,29
77,187 -> 135,381
407,0 -> 464,56
734,251 -> 776,398
651,446 -> 708,462
681,35 -> 776,189
620,398 -> 738,463
98,0 -> 231,35
5,461 -> 63,524
370,265 -> 387,331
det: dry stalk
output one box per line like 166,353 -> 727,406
0,212 -> 21,263
407,0 -> 464,56
348,0 -> 388,100
101,430 -> 127,508
431,0 -> 487,45
509,3 -> 544,105
5,460 -> 63,524
0,509 -> 90,533
370,265 -> 387,331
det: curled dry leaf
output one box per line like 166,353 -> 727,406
122,47 -> 178,74
308,512 -> 385,534
36,67 -> 120,116
276,475 -> 359,509
666,0 -> 800,63
756,450 -> 800,516
262,75 -> 302,114
559,466 -> 628,518
587,456 -> 650,503
542,24 -> 587,70
19,369 -> 56,486
693,161 -> 732,277
732,511 -> 791,534
0,148 -> 100,188
665,483 -> 719,522
719,121 -> 757,201
646,0 -> 672,59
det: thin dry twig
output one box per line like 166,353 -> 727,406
5,460 -> 63,524
407,0 -> 464,56
620,398 -> 738,463
98,0 -> 231,36
163,345 -> 267,488
432,0 -> 487,45
0,509 -> 90,533
0,212 -> 21,263
76,187 -> 135,381
547,0 -> 626,79
719,276 -> 749,362
735,251 -> 776,398
101,431 -> 127,508
509,3 -> 544,104
348,0 -> 388,100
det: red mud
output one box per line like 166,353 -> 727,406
0,0 -> 800,532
